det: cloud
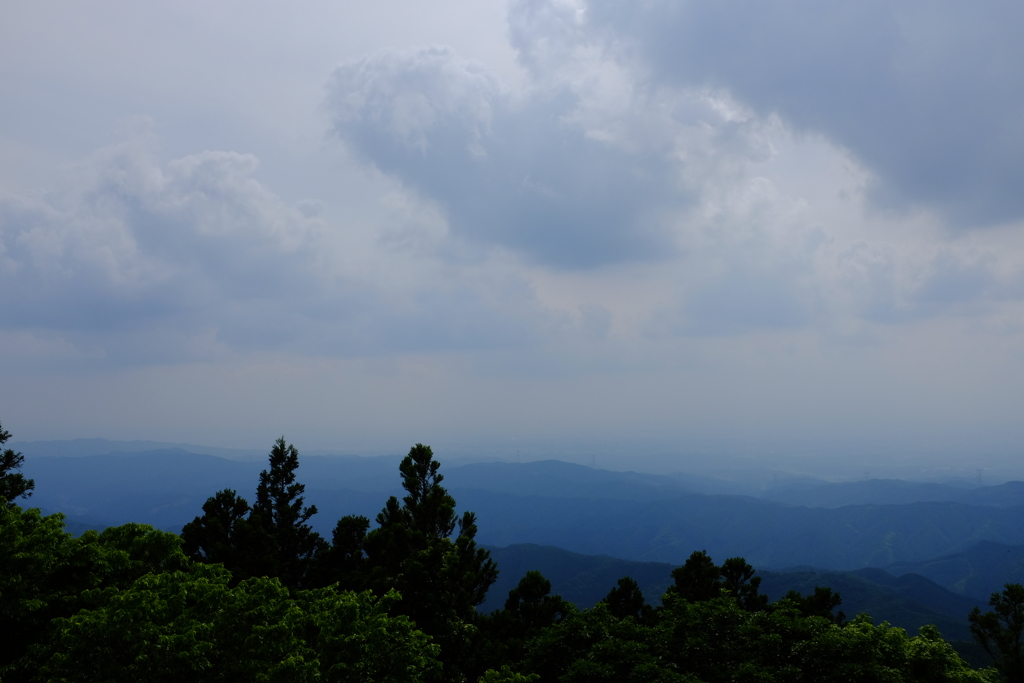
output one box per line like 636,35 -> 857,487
324,18 -> 1024,340
577,0 -> 1024,229
327,45 -> 777,268
0,125 -> 563,365
6,1 -> 1024,380
834,240 -> 1005,325
1,125 -> 322,336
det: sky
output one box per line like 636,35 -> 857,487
2,1 -> 1024,475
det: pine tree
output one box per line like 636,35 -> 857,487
249,437 -> 325,588
181,437 -> 324,588
0,422 -> 34,506
364,444 -> 498,681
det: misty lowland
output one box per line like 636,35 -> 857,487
5,423 -> 1024,682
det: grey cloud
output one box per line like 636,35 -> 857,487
579,0 -> 1024,228
327,46 -> 684,268
0,131 -> 561,364
682,267 -> 815,335
913,251 -> 996,312
506,0 -> 588,77
0,134 -> 320,335
835,242 -> 905,324
670,227 -> 822,336
836,242 -> 1003,324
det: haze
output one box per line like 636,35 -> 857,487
3,1 -> 1023,480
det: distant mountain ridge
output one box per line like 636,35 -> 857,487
762,478 -> 1024,508
888,540 -> 1024,601
22,448 -> 1024,574
10,438 -> 270,460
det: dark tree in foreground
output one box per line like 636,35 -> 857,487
308,513 -> 371,591
720,556 -> 769,612
181,437 -> 325,588
666,550 -> 767,611
0,422 -> 34,505
364,444 -> 498,681
180,489 -> 252,569
249,437 -> 326,587
783,585 -> 846,625
475,570 -> 573,679
667,550 -> 723,602
970,583 -> 1024,683
601,576 -> 655,624
504,571 -> 572,632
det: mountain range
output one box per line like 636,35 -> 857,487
15,441 -> 1024,645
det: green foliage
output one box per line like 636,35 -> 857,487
601,576 -> 656,623
970,583 -> 1024,682
0,436 -> 1000,683
364,444 -> 498,680
477,666 -> 540,683
523,602 -> 693,683
504,571 -> 573,631
666,550 -> 767,611
721,555 -> 770,612
181,437 -> 326,589
181,488 -> 253,569
476,570 -> 575,676
0,504 -> 191,680
0,421 -> 34,505
907,625 -> 998,683
782,585 -> 847,625
520,592 -> 993,683
251,437 -> 327,587
1,505 -> 83,676
308,513 -> 371,590
667,549 -> 722,602
31,566 -> 439,682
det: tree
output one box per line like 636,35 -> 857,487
308,514 -> 371,591
249,437 -> 326,588
720,556 -> 768,612
601,576 -> 655,624
970,583 -> 1024,683
667,550 -> 723,602
477,667 -> 539,683
364,444 -> 498,681
180,489 -> 253,570
522,603 -> 686,683
31,566 -> 441,683
781,585 -> 846,625
666,551 -> 767,611
0,505 -> 191,682
0,422 -> 34,505
181,437 -> 325,588
503,571 -> 572,632
475,571 -> 573,679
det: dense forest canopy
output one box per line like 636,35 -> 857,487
1,426 -> 1020,682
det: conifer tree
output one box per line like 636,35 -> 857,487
180,489 -> 252,570
970,583 -> 1024,683
364,444 -> 498,681
249,437 -> 325,588
181,437 -> 324,588
601,576 -> 654,623
0,422 -> 34,505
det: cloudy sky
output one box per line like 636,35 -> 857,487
2,1 -> 1023,473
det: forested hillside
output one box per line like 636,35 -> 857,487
483,544 -> 984,643
3,428 -> 1020,681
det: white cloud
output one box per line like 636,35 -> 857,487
4,0 -> 1024,457
580,0 -> 1024,228
0,124 -> 568,365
